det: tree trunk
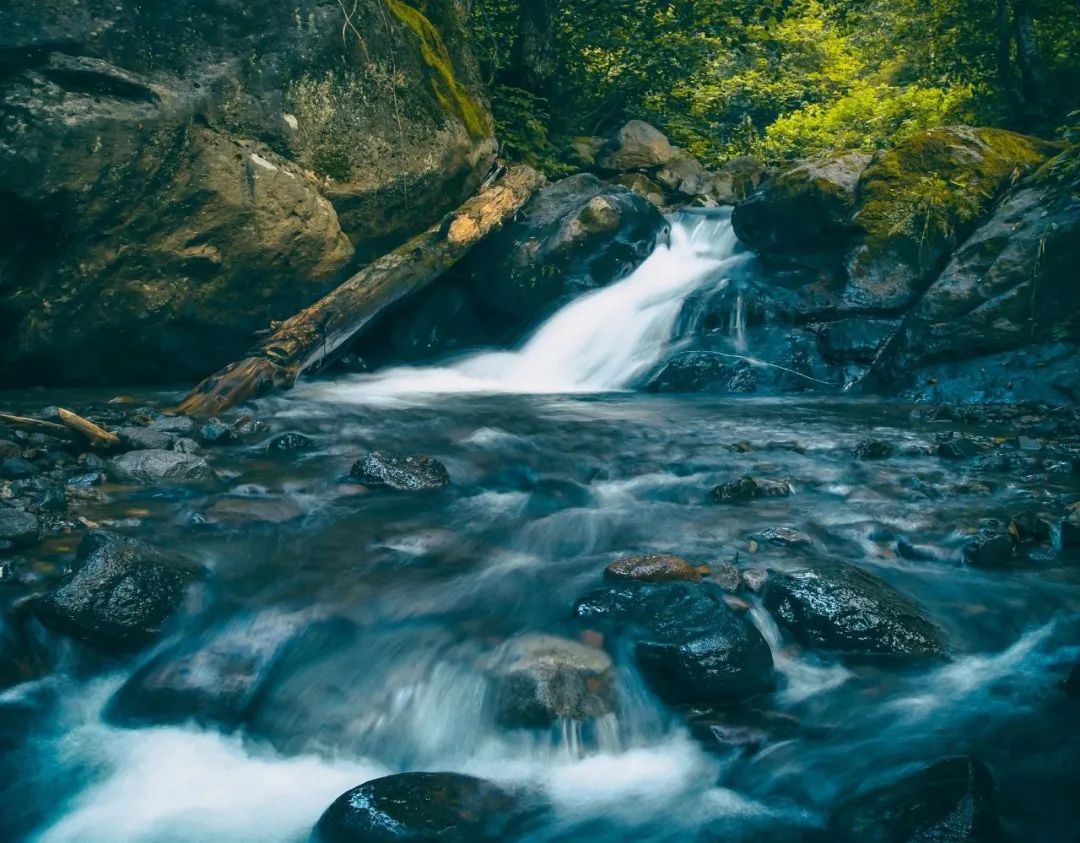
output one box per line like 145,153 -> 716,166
509,0 -> 560,96
176,165 -> 544,418
1012,0 -> 1044,123
996,0 -> 1016,111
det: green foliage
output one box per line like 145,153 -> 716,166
466,0 -> 1080,168
487,85 -> 571,176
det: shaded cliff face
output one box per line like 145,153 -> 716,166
0,0 -> 496,385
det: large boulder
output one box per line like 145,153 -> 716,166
597,120 -> 674,171
314,772 -> 531,843
763,563 -> 947,660
0,0 -> 496,385
489,634 -> 615,726
35,530 -> 203,650
574,581 -> 774,704
827,756 -> 1001,842
888,145 -> 1080,381
732,151 -> 872,253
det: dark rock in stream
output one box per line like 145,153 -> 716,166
107,449 -> 213,484
764,563 -> 947,660
267,432 -> 315,453
489,634 -> 615,727
826,756 -> 1001,843
711,475 -> 792,504
1053,512 -> 1080,550
961,530 -> 1016,568
645,353 -> 757,394
0,457 -> 40,480
854,439 -> 896,460
352,451 -> 450,492
0,507 -> 40,549
35,530 -> 203,650
115,426 -> 178,451
750,526 -> 815,550
574,581 -> 774,704
315,772 -> 533,843
0,610 -> 49,691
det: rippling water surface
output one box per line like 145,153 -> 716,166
3,390 -> 1079,842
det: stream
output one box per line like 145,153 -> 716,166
2,214 -> 1079,842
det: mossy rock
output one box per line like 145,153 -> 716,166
845,126 -> 1056,310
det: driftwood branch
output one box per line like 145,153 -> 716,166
0,413 -> 71,437
57,408 -> 121,448
177,165 -> 544,417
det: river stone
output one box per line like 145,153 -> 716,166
106,610 -> 324,729
712,475 -> 792,503
961,530 -> 1015,568
490,634 -> 615,726
598,120 -> 674,171
115,426 -> 176,451
655,149 -> 710,199
0,457 -> 40,480
750,526 -> 815,550
351,451 -> 450,491
315,772 -> 528,843
0,507 -> 40,549
604,553 -> 702,583
1053,512 -> 1080,550
266,432 -> 314,453
764,563 -> 947,660
574,581 -> 774,704
147,416 -> 198,436
0,440 -> 20,459
827,756 -> 1001,842
646,354 -> 757,394
0,611 -> 48,692
107,449 -> 212,484
35,530 -> 202,650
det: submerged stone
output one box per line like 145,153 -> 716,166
107,449 -> 213,484
711,475 -> 792,504
604,553 -> 702,583
490,634 -> 615,727
827,756 -> 1001,842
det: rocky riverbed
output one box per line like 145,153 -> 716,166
2,390 -> 1079,841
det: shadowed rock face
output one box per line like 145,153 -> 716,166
0,0 -> 495,385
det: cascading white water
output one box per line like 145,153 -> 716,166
306,212 -> 747,404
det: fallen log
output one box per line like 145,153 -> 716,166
177,165 -> 544,417
0,413 -> 71,438
57,408 -> 121,448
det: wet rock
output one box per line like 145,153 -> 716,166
611,173 -> 667,207
598,120 -> 674,171
854,439 -> 896,460
750,526 -> 815,550
0,507 -> 39,549
1008,511 -> 1052,541
741,568 -> 769,594
827,756 -> 1001,843
685,706 -> 801,757
0,440 -> 21,459
315,772 -> 529,843
646,354 -> 757,394
604,553 -> 702,583
115,426 -> 176,451
107,449 -> 212,484
199,495 -> 305,526
655,149 -> 710,199
764,563 -> 947,660
351,451 -> 450,492
711,475 -> 792,504
0,458 -> 40,480
198,420 -> 236,445
574,581 -> 774,703
710,562 -> 743,592
106,610 -> 326,729
35,530 -> 202,650
961,530 -> 1015,568
266,432 -> 315,453
490,634 -> 615,727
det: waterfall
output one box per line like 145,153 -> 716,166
307,211 -> 747,404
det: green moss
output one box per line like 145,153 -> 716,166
855,127 -> 1052,253
384,0 -> 490,139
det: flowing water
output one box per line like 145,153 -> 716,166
3,214 -> 1079,842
